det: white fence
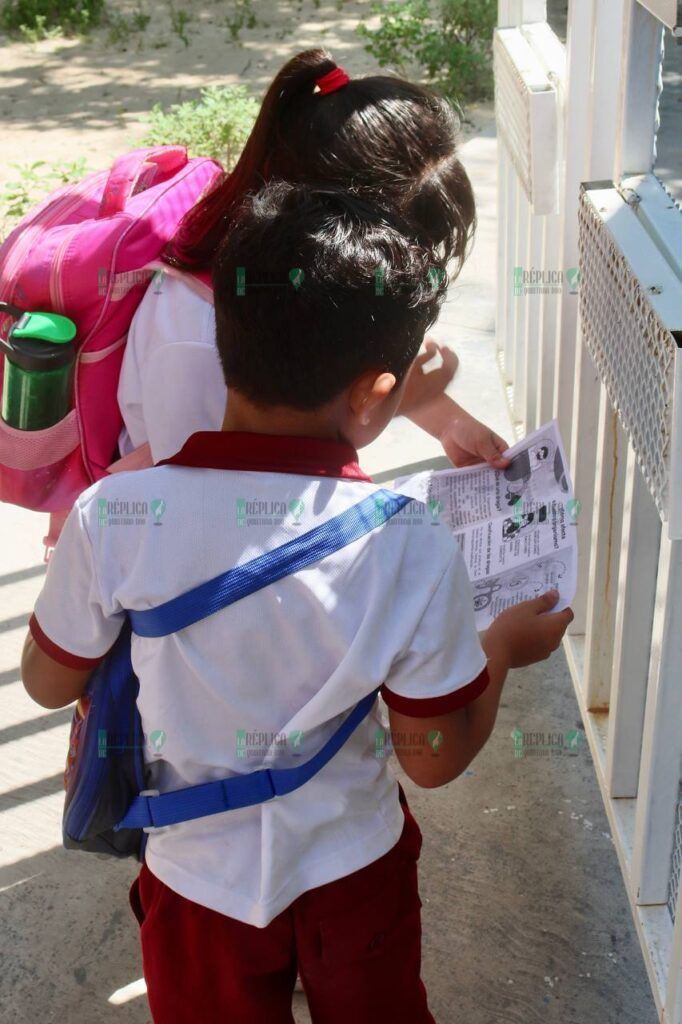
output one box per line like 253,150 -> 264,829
495,0 -> 682,1019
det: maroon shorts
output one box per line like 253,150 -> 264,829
129,797 -> 435,1023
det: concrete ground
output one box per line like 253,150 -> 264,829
0,125 -> 659,1024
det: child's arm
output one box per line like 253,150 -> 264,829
21,500 -> 123,711
406,392 -> 512,470
388,591 -> 573,789
22,636 -> 93,709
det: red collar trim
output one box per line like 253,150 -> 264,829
158,431 -> 372,482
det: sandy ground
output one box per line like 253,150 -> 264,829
0,0 -> 495,224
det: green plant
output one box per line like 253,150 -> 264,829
142,86 -> 259,170
0,0 -> 105,36
225,0 -> 257,42
105,4 -> 150,47
18,12 -> 62,38
358,0 -> 496,105
170,4 -> 191,45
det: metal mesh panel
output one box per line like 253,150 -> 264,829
668,782 -> 682,921
578,190 -> 677,518
494,32 -> 533,204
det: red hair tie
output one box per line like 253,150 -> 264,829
316,67 -> 350,95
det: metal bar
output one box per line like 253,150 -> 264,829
631,536 -> 682,905
619,1 -> 665,175
605,445 -> 660,798
583,391 -> 628,707
536,213 -> 562,426
553,0 -> 596,456
523,211 -> 545,430
513,187 -> 530,424
504,163 -> 518,382
496,143 -> 509,360
498,0 -> 548,26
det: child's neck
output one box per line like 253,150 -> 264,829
222,391 -> 347,444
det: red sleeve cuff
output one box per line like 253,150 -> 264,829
381,665 -> 490,718
29,613 -> 104,670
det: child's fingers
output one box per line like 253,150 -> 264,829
489,432 -> 512,468
530,589 -> 560,613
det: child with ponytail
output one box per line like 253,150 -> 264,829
117,49 -> 510,470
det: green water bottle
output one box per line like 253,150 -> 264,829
0,302 -> 76,431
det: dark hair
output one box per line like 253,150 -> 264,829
166,49 -> 476,274
212,181 -> 448,410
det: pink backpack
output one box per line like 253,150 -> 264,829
0,146 -> 222,529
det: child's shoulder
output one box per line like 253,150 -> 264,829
75,465 -> 175,520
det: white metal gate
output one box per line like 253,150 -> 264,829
495,1 -> 682,1019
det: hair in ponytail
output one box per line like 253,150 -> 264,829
164,49 -> 476,275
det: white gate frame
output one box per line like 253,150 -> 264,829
495,2 -> 682,1020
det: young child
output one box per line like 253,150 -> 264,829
116,49 -> 510,473
23,183 -> 573,1023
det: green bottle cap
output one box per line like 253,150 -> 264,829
12,311 -> 77,345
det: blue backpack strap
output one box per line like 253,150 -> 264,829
116,688 -> 378,831
117,488 -> 410,833
129,488 -> 409,638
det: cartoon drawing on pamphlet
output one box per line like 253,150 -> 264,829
472,558 -> 567,612
503,438 -> 563,506
395,421 -> 577,628
501,505 -> 548,540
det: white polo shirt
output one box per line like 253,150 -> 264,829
117,274 -> 223,463
31,432 -> 489,928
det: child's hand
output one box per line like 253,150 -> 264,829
440,409 -> 511,470
398,340 -> 459,415
486,591 -> 574,669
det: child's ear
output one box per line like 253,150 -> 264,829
348,371 -> 398,425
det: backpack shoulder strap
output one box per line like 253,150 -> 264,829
129,488 -> 410,638
116,488 -> 411,833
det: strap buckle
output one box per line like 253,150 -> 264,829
140,789 -> 169,834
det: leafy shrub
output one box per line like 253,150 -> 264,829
358,0 -> 496,105
0,0 -> 105,36
142,86 -> 259,170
